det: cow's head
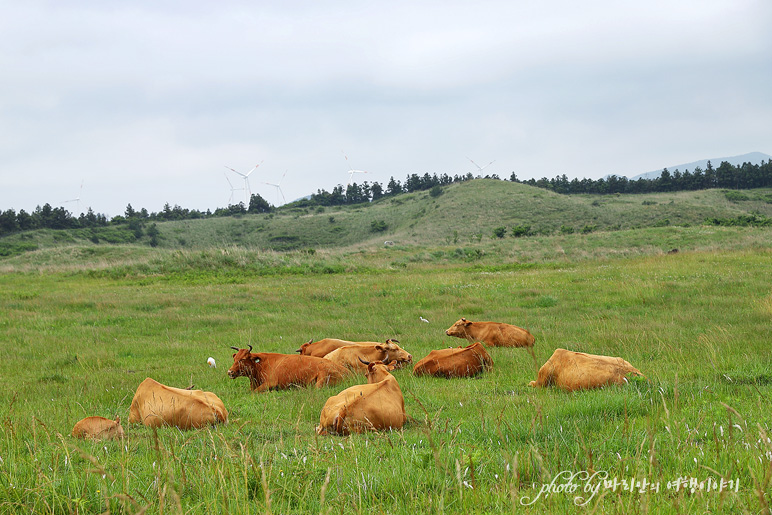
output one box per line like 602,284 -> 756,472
374,341 -> 412,368
111,416 -> 126,439
445,318 -> 472,337
228,345 -> 260,380
296,339 -> 313,354
359,358 -> 395,383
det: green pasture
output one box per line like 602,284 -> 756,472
1,242 -> 771,513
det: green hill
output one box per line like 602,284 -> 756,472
131,180 -> 772,249
2,180 -> 772,272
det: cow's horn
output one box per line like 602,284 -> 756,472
358,357 -> 371,366
230,346 -> 240,351
248,344 -> 253,352
388,338 -> 400,344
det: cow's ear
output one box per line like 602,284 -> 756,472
115,416 -> 121,424
464,319 -> 472,326
368,363 -> 376,373
251,356 -> 261,364
375,345 -> 385,351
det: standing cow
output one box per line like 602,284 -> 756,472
413,342 -> 493,378
228,346 -> 349,392
317,360 -> 406,435
445,318 -> 535,348
529,348 -> 644,391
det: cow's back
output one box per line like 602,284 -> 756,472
413,343 -> 492,378
299,339 -> 374,357
318,376 -> 405,435
325,344 -> 411,373
530,349 -> 643,391
447,318 -> 534,347
129,377 -> 228,429
324,345 -> 374,372
72,416 -> 124,440
477,322 -> 535,347
259,353 -> 348,389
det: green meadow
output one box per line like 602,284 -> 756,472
2,183 -> 772,513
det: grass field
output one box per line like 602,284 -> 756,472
1,223 -> 772,514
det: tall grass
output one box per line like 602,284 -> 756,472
1,245 -> 771,513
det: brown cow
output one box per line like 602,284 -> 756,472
445,318 -> 535,347
324,340 -> 412,374
71,416 -> 125,440
317,360 -> 406,435
129,377 -> 228,429
529,348 -> 645,391
413,342 -> 493,378
228,346 -> 348,392
296,338 -> 395,357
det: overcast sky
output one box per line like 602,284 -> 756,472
1,1 -> 770,217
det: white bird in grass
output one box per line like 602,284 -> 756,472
207,357 -> 216,368
420,316 -> 430,323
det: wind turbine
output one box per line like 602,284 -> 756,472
263,170 -> 287,205
467,157 -> 496,174
224,172 -> 245,204
342,151 -> 368,186
61,180 -> 84,214
225,161 -> 262,204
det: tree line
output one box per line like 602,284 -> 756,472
515,159 -> 772,194
1,159 -> 770,237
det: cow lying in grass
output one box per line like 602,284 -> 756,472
413,342 -> 493,378
228,345 -> 348,392
324,340 -> 413,374
296,338 -> 399,357
445,318 -> 535,347
129,378 -> 228,429
317,359 -> 406,436
529,348 -> 644,391
71,416 -> 125,440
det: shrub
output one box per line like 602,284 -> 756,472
429,185 -> 443,198
370,220 -> 388,232
492,226 -> 506,239
146,223 -> 160,247
560,225 -> 574,234
724,191 -> 750,202
511,225 -> 531,238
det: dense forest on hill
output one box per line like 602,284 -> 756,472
1,158 -> 770,237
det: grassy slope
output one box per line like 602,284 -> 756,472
4,181 -> 772,256
156,181 -> 772,249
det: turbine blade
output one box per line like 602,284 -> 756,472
226,166 -> 247,177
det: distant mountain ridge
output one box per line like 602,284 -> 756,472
628,152 -> 772,181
